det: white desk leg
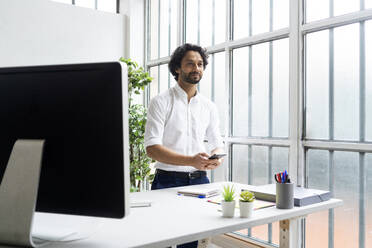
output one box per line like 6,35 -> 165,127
279,218 -> 302,248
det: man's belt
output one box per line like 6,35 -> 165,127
156,169 -> 207,180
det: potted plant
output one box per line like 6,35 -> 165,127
221,185 -> 236,218
239,190 -> 255,218
119,57 -> 154,192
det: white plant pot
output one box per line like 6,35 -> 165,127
221,200 -> 236,218
239,201 -> 254,218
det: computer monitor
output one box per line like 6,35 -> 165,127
0,62 -> 130,246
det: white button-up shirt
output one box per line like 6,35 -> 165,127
144,83 -> 224,172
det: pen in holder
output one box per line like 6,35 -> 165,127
276,182 -> 294,209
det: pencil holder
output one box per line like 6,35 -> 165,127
276,182 -> 294,209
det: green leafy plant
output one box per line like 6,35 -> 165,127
240,190 -> 255,202
119,57 -> 154,192
222,185 -> 235,202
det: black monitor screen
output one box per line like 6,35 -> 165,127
0,62 -> 127,218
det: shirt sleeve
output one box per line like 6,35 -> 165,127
205,103 -> 224,150
144,97 -> 166,148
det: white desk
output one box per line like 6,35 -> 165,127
5,182 -> 343,248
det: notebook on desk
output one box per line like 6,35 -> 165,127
177,188 -> 220,198
245,184 -> 332,207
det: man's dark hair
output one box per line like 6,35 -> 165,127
168,43 -> 209,81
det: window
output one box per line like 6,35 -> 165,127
145,0 -> 372,247
52,0 -> 117,13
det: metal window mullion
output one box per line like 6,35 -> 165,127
212,0 -> 215,46
144,0 -> 151,106
248,0 -> 252,137
328,151 -> 334,248
95,0 -> 97,10
268,0 -> 273,243
158,0 -> 161,59
302,9 -> 372,35
247,145 -> 252,237
359,152 -> 366,248
168,0 -> 172,89
197,0 -> 200,45
72,0 -> 75,5
303,140 -> 372,152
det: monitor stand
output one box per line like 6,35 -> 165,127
0,140 -> 103,247
0,140 -> 46,247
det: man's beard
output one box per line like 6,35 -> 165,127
180,71 -> 201,84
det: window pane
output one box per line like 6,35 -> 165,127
200,59 -> 212,100
273,0 -> 289,30
367,0 -> 372,9
97,0 -> 116,13
366,21 -> 372,141
150,0 -> 159,60
334,24 -> 359,140
200,0 -> 213,47
159,0 -> 170,58
232,144 -> 249,184
305,0 -> 329,23
186,0 -> 198,44
306,150 -> 360,248
273,38 -> 289,137
233,0 -> 249,40
75,0 -> 95,9
252,0 -> 269,35
213,52 -> 226,134
232,47 -> 249,136
215,0 -> 226,44
170,0 -> 178,54
366,153 -> 372,247
333,151 -> 359,248
334,0 -> 359,17
305,30 -> 329,139
252,43 -> 269,136
159,64 -> 169,94
149,66 -> 159,99
306,149 -> 330,248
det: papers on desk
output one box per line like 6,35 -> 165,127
177,188 -> 220,198
246,184 -> 332,207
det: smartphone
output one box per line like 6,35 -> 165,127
208,153 -> 227,160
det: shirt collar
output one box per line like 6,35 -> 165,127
174,83 -> 199,103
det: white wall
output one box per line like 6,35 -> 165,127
0,0 -> 125,67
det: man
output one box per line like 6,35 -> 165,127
144,43 -> 224,248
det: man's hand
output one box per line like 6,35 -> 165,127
190,152 -> 223,170
204,157 -> 224,170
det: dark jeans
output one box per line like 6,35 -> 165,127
151,170 -> 210,248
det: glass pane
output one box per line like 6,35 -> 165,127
306,150 -> 329,248
233,0 -> 250,40
159,0 -> 170,58
251,146 -> 268,185
334,0 -> 359,17
366,153 -> 372,248
366,21 -> 372,141
333,151 -> 359,248
232,47 -> 249,136
334,24 -> 359,140
149,66 -> 159,99
306,0 -> 329,23
186,0 -> 198,44
200,59 -> 212,100
199,0 -> 213,47
252,43 -> 269,136
159,64 -> 169,94
232,144 -> 249,184
273,0 -> 289,30
306,30 -> 329,139
271,147 -> 289,181
272,38 -> 289,137
170,0 -> 178,54
213,52 -> 226,134
367,0 -> 372,9
214,0 -> 226,44
75,0 -> 95,9
150,0 -> 159,60
97,0 -> 116,13
252,0 -> 269,35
